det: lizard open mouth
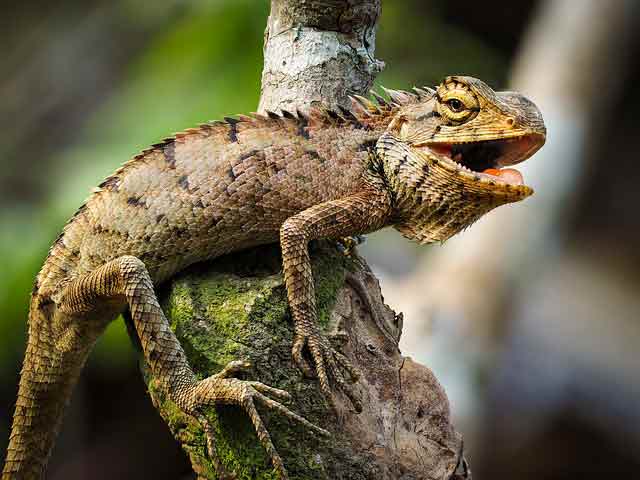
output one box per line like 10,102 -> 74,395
426,134 -> 543,187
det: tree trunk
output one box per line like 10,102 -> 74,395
258,0 -> 384,113
143,1 -> 468,478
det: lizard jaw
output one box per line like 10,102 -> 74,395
422,133 -> 544,188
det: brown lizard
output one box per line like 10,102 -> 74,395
2,76 -> 545,479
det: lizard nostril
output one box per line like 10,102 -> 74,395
506,117 -> 515,127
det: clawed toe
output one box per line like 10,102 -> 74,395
252,390 -> 330,437
292,336 -> 316,378
294,331 -> 363,413
197,414 -> 236,480
188,372 -> 328,480
215,359 -> 253,379
249,381 -> 291,401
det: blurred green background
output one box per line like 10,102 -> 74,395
2,1 -> 639,478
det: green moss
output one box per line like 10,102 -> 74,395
309,243 -> 348,328
147,241 -> 350,479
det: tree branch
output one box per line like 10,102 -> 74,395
144,2 -> 468,478
259,0 -> 383,112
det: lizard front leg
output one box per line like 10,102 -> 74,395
280,189 -> 392,411
58,255 -> 328,480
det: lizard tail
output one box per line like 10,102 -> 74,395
2,294 -> 98,479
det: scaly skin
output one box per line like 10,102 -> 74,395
3,76 -> 545,479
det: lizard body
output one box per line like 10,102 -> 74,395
39,110 -> 383,295
3,76 -> 545,479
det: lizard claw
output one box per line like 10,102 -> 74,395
292,335 -> 315,378
293,329 -> 362,413
215,359 -> 253,378
186,360 -> 329,480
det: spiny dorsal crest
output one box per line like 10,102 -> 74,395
349,85 -> 435,116
105,85 -> 437,192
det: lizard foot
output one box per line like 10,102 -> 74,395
185,360 -> 330,480
292,328 -> 363,413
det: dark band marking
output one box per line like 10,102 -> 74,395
92,224 -> 130,240
325,213 -> 339,226
127,196 -> 145,207
240,149 -> 261,161
208,216 -> 221,229
69,203 -> 88,221
414,176 -> 427,191
415,111 -> 441,121
270,161 -> 286,174
225,117 -> 240,143
357,140 -> 377,152
414,165 -> 431,190
164,142 -> 176,169
31,277 -> 40,295
98,175 -> 120,191
432,205 -> 449,218
327,110 -> 344,124
37,295 -> 54,309
294,174 -> 310,183
50,233 -> 64,252
305,149 -> 326,163
392,159 -> 403,177
227,167 -> 237,181
178,175 -> 189,190
172,227 -> 188,238
297,115 -> 310,139
338,107 -> 367,129
156,214 -> 165,223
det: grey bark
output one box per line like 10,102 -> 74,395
145,1 -> 468,478
258,0 -> 384,113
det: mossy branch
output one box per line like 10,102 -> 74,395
145,243 -> 465,479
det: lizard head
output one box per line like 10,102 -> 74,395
375,75 -> 546,244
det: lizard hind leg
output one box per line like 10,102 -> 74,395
58,255 -> 328,479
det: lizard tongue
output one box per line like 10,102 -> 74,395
482,168 -> 524,186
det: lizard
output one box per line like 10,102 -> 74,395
2,75 -> 545,480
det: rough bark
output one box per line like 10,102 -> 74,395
143,1 -> 467,478
258,0 -> 384,113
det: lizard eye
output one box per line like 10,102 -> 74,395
437,87 -> 479,125
446,98 -> 464,112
